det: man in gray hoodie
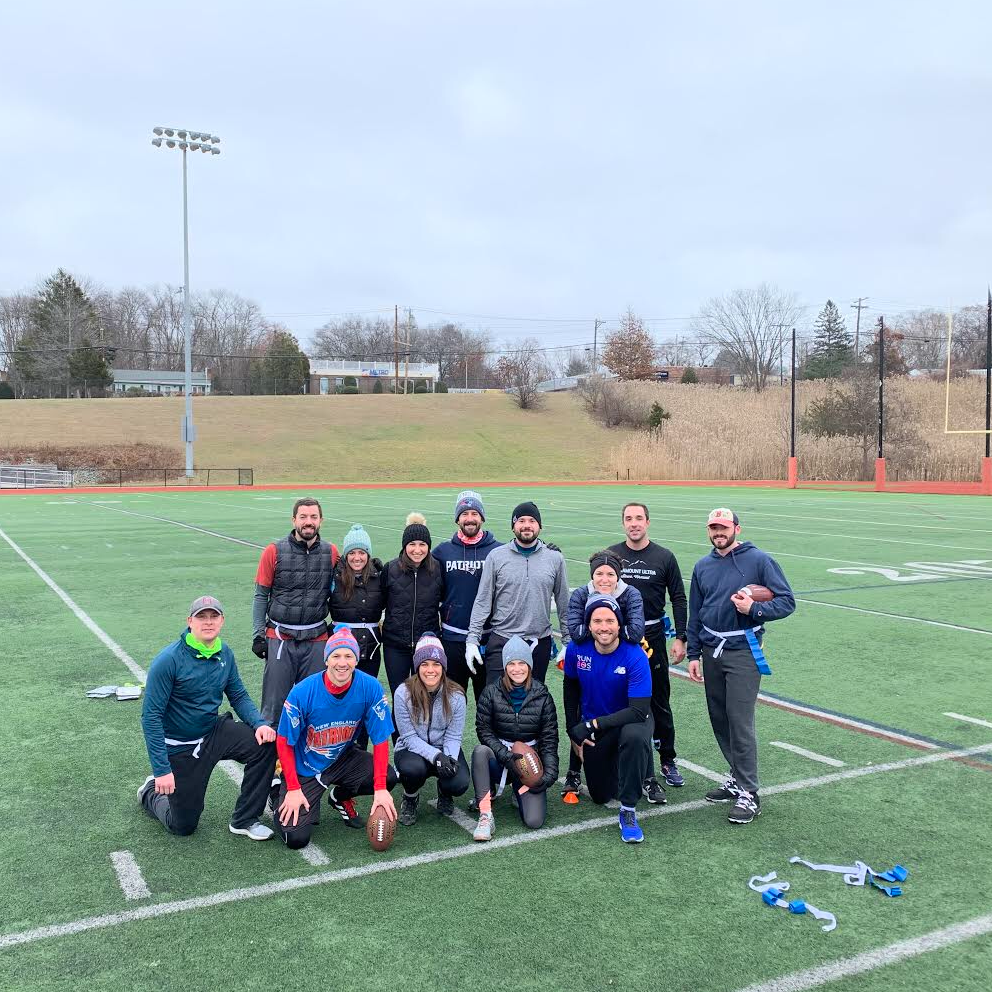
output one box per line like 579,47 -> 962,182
466,501 -> 570,685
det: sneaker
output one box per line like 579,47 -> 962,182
705,776 -> 739,804
619,808 -> 644,843
267,776 -> 282,813
661,761 -> 685,788
229,821 -> 274,841
561,770 -> 582,800
642,777 -> 667,805
328,786 -> 365,829
399,793 -> 419,826
435,794 -> 454,817
728,791 -> 761,824
137,775 -> 155,806
473,811 -> 495,842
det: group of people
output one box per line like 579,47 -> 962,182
139,490 -> 795,848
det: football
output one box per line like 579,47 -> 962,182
511,741 -> 543,788
735,585 -> 774,602
366,806 -> 396,852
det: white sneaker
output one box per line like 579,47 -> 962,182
229,821 -> 274,841
473,811 -> 495,842
137,775 -> 155,803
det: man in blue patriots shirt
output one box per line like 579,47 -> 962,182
563,595 -> 654,843
275,625 -> 398,849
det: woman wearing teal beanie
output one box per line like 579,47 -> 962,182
331,524 -> 384,748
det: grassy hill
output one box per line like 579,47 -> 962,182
0,392 -> 615,482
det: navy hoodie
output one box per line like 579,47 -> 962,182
432,529 -> 502,641
686,541 -> 795,658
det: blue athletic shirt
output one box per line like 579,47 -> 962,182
563,639 -> 651,723
278,670 -> 394,779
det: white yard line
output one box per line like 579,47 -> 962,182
796,598 -> 992,637
769,742 -> 845,768
3,741 -> 989,953
84,502 -> 264,549
0,525 -> 326,868
734,912 -> 992,992
427,799 -> 478,834
108,851 -> 150,901
673,759 -> 727,783
944,712 -> 992,730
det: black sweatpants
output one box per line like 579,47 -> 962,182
441,638 -> 487,707
702,645 -> 762,795
141,714 -> 276,836
645,628 -> 677,764
582,717 -> 654,809
484,634 -> 553,686
395,748 -> 470,797
383,644 -> 415,696
471,745 -> 548,829
260,635 -> 325,727
277,746 -> 399,849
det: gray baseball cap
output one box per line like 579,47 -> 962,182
189,595 -> 225,617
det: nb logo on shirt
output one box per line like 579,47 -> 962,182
613,666 -> 627,675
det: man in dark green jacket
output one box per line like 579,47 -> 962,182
139,596 -> 277,840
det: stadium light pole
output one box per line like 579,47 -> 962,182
151,126 -> 221,477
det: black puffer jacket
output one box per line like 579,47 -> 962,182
381,556 -> 445,649
476,679 -> 559,791
330,560 -> 384,663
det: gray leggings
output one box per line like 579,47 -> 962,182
471,744 -> 547,829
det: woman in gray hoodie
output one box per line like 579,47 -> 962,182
393,633 -> 469,825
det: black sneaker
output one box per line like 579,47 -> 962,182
728,791 -> 761,824
399,793 -> 419,826
642,777 -> 667,805
328,786 -> 366,829
435,794 -> 454,817
561,770 -> 582,798
705,776 -> 738,803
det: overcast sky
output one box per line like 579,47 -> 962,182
2,1 -> 990,351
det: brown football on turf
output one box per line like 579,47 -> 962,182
511,741 -> 543,788
735,585 -> 774,602
366,806 -> 396,852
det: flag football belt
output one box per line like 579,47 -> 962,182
347,622 -> 382,652
749,872 -> 837,932
494,738 -> 538,797
164,736 -> 205,758
702,624 -> 771,674
644,616 -> 675,638
790,856 -> 908,897
271,620 -> 327,660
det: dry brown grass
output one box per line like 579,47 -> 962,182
603,377 -> 989,482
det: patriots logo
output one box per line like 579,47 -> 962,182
373,694 -> 389,721
282,700 -> 301,729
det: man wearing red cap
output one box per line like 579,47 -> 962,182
687,509 -> 795,825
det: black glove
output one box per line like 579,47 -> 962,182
251,635 -> 267,659
372,557 -> 384,571
434,753 -> 459,778
569,721 -> 597,746
545,541 -> 562,553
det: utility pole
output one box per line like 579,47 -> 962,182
592,318 -> 601,374
772,323 -> 789,385
851,297 -> 868,359
405,308 -> 413,394
394,304 -> 399,395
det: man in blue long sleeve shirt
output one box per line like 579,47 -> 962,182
686,509 -> 795,825
138,596 -> 277,840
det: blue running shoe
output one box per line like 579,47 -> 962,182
661,761 -> 685,788
619,808 -> 644,843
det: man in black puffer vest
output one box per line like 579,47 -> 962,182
252,498 -> 339,727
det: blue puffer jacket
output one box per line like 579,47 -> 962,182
566,580 -> 645,644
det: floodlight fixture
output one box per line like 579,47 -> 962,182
177,129 -> 188,139
153,126 -> 164,135
164,128 -> 175,137
151,137 -> 163,147
166,139 -> 176,148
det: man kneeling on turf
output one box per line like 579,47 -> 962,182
139,596 -> 277,841
562,595 -> 654,843
276,625 -> 398,849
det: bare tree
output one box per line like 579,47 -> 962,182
949,304 -> 988,369
894,309 -> 947,371
692,284 -> 804,390
656,335 -> 692,367
493,337 -> 549,409
311,315 -> 394,362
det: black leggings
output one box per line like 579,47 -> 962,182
383,644 -> 415,696
394,748 -> 470,797
471,744 -> 547,829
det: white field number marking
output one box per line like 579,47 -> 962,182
828,559 -> 992,582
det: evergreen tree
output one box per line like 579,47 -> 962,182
67,338 -> 113,395
261,329 -> 311,393
803,300 -> 854,379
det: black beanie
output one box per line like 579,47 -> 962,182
589,550 -> 623,579
402,512 -> 432,550
511,501 -> 542,528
